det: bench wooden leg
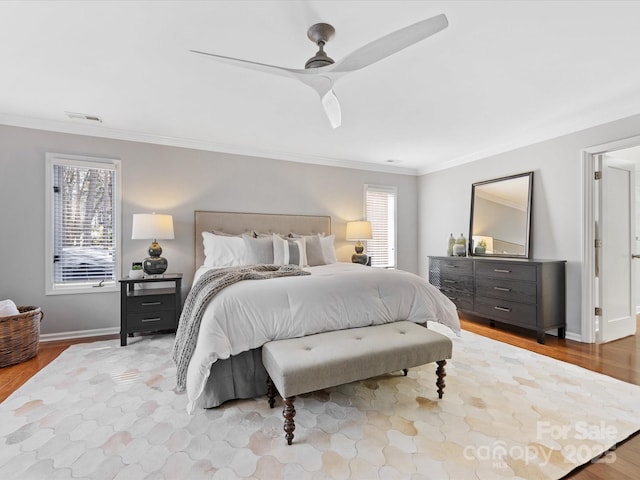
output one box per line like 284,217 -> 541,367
266,376 -> 276,408
436,360 -> 446,399
283,396 -> 296,445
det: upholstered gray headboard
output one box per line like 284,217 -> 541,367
194,211 -> 332,268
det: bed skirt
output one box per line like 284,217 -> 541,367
193,348 -> 269,409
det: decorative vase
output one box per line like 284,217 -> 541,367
454,233 -> 467,256
447,234 -> 455,256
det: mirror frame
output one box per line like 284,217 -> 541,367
468,171 -> 533,258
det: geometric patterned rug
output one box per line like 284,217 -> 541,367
1,322 -> 638,480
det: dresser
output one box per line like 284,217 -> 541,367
119,274 -> 182,346
428,256 -> 566,343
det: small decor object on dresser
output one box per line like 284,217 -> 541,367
453,233 -> 467,256
447,233 -> 455,256
474,239 -> 487,255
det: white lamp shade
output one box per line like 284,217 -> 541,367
346,221 -> 373,241
132,214 -> 174,240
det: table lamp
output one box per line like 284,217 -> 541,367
131,213 -> 174,275
346,221 -> 372,265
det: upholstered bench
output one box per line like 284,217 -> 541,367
261,321 -> 453,445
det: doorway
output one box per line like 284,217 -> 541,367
582,137 -> 640,343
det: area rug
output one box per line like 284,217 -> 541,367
1,324 -> 638,480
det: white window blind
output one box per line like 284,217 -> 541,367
365,184 -> 397,268
46,154 -> 120,294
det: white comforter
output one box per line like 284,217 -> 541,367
185,262 -> 460,412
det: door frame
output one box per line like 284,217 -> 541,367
581,134 -> 640,343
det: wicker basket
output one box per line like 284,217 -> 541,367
0,306 -> 43,368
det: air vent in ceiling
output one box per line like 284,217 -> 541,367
65,111 -> 102,123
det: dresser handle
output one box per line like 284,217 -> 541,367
494,306 -> 511,312
493,286 -> 511,292
494,269 -> 511,273
443,279 -> 457,284
141,317 -> 162,323
141,301 -> 161,306
445,264 -> 457,268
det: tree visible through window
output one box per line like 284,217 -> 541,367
365,184 -> 397,268
46,154 -> 120,293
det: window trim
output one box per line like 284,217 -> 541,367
45,153 -> 121,295
364,184 -> 398,269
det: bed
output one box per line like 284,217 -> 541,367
178,211 -> 460,413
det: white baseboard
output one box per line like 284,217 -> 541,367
564,331 -> 582,342
547,329 -> 582,343
40,327 -> 119,342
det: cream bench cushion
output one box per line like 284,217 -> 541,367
262,321 -> 453,444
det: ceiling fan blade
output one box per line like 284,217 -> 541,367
321,90 -> 341,128
190,49 -> 303,79
331,14 -> 448,73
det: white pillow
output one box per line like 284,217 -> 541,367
273,234 -> 290,265
202,231 -> 247,267
0,299 -> 20,317
319,234 -> 337,264
294,238 -> 307,267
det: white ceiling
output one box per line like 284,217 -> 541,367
2,1 -> 640,175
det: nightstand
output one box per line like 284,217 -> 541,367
119,273 -> 182,346
351,255 -> 372,266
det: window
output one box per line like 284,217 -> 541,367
45,153 -> 121,294
365,184 -> 397,268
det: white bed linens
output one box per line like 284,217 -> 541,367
185,262 -> 460,413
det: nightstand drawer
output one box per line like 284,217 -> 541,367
475,262 -> 536,282
127,293 -> 176,312
126,310 -> 176,331
475,296 -> 536,328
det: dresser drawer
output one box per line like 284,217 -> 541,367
475,262 -> 536,282
441,289 -> 473,311
127,294 -> 176,313
476,278 -> 536,304
440,275 -> 473,292
127,309 -> 176,331
475,296 -> 537,328
437,259 -> 473,276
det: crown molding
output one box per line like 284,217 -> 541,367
0,113 -> 418,176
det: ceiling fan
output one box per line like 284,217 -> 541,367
191,13 -> 448,128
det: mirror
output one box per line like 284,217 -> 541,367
469,171 -> 533,258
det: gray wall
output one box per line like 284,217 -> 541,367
418,113 -> 640,337
0,124 -> 418,336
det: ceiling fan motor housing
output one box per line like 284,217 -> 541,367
305,23 -> 336,69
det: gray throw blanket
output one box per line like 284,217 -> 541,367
171,264 -> 310,392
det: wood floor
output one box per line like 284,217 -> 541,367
1,319 -> 638,479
